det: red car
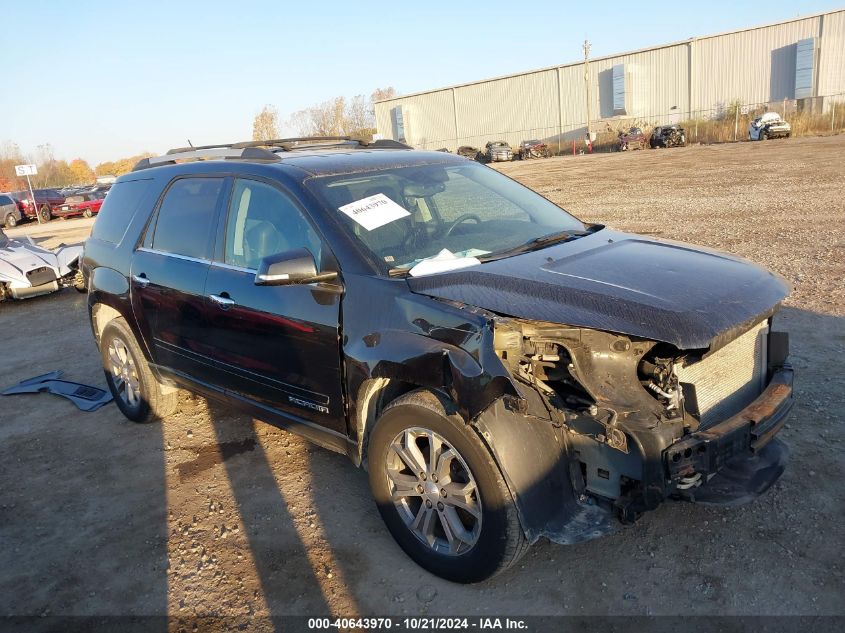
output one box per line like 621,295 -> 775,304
54,191 -> 106,219
615,127 -> 648,151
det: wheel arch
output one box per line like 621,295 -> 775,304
345,329 -> 522,468
91,302 -> 122,346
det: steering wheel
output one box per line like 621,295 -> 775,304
443,214 -> 482,238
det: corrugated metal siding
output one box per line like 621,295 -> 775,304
453,69 -> 559,150
587,44 -> 690,123
374,10 -> 845,148
819,10 -> 845,101
376,90 -> 456,149
693,16 -> 822,108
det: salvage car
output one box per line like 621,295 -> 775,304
54,191 -> 107,219
748,112 -> 791,140
82,136 -> 793,583
518,139 -> 551,159
650,125 -> 686,148
456,146 -> 481,161
616,127 -> 647,151
483,140 -> 513,162
0,193 -> 22,228
0,228 -> 84,301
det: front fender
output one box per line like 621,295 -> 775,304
347,329 -> 521,422
473,397 -> 616,544
55,245 -> 83,273
345,329 -> 523,466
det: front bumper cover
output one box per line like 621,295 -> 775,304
666,365 -> 793,500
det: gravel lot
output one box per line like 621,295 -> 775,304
1,135 -> 843,627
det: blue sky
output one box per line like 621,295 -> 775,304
3,0 -> 840,165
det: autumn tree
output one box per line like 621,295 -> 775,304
371,86 -> 397,103
68,158 -> 95,184
0,141 -> 26,191
286,87 -> 396,140
94,153 -> 154,177
252,105 -> 280,141
345,95 -> 376,137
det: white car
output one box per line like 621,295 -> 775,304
0,229 -> 84,302
748,112 -> 791,141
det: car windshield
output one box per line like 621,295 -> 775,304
307,162 -> 587,274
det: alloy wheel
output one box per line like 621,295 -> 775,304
108,337 -> 141,408
385,427 -> 482,555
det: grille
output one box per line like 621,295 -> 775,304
675,321 -> 768,428
26,266 -> 57,287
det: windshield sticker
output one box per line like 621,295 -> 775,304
339,193 -> 410,231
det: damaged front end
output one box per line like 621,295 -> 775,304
482,313 -> 792,542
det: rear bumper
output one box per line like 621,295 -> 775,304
665,365 -> 793,493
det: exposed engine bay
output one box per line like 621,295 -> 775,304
491,315 -> 789,524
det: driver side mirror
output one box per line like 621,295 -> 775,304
255,248 -> 338,286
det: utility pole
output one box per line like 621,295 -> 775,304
583,40 -> 592,146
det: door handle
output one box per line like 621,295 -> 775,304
209,294 -> 235,310
132,274 -> 150,288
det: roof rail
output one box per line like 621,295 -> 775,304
131,136 -> 414,171
131,147 -> 280,171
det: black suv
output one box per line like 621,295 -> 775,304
82,136 -> 794,583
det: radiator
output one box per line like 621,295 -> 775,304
676,321 -> 768,428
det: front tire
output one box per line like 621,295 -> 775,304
82,208 -> 93,218
39,205 -> 52,222
368,390 -> 527,583
100,318 -> 178,423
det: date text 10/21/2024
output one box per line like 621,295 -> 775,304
307,617 -> 529,630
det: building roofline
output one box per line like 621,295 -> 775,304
374,8 -> 844,104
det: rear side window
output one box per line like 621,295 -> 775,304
152,177 -> 223,260
0,195 -> 12,205
91,179 -> 153,244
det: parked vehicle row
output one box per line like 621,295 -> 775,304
0,184 -> 110,225
616,125 -> 686,151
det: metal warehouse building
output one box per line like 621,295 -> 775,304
374,9 -> 845,151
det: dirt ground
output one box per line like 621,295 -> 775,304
1,136 -> 843,628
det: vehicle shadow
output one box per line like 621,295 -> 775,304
200,399 -> 342,625
0,291 -> 169,629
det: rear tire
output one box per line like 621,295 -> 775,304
368,389 -> 528,583
100,318 -> 178,423
39,205 -> 52,222
4,213 -> 16,228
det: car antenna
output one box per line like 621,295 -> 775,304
187,140 -> 194,148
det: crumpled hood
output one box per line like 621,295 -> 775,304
407,230 -> 790,349
0,243 -> 55,282
0,239 -> 80,284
